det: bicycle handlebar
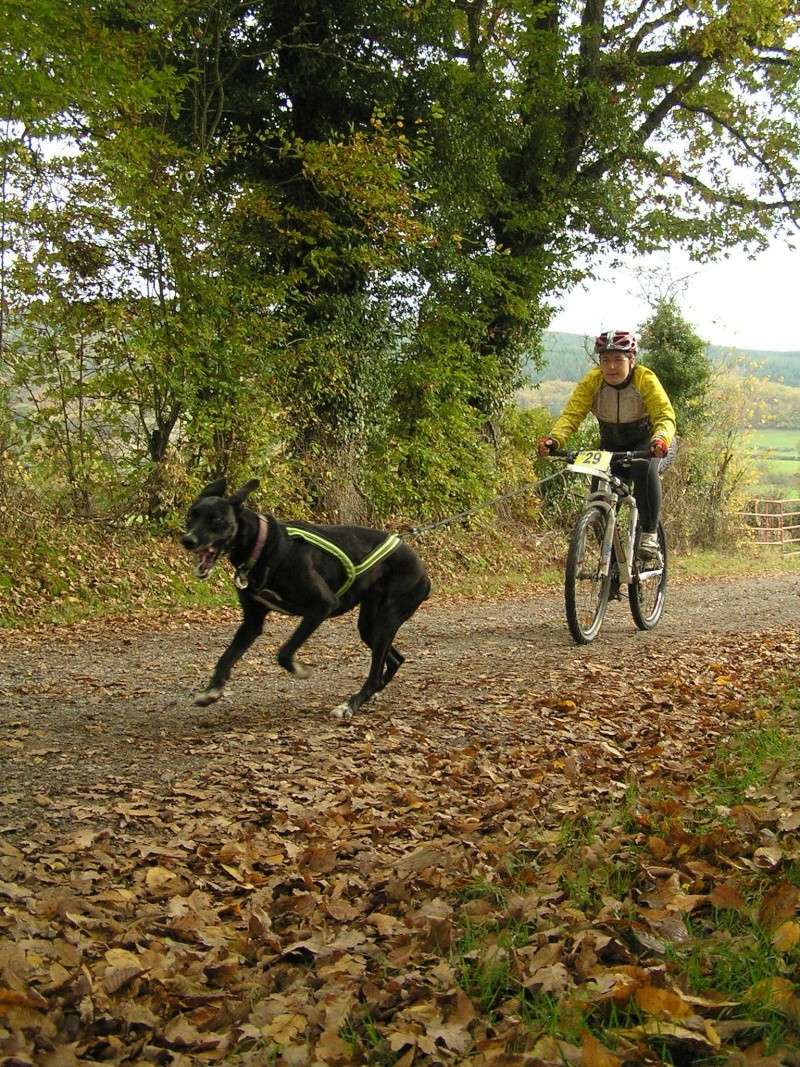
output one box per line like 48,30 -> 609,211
549,449 -> 653,465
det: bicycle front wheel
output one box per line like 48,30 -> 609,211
565,506 -> 612,644
629,521 -> 668,630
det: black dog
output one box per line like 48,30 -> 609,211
181,478 -> 430,719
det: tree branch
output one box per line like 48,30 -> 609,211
635,58 -> 711,143
636,44 -> 799,68
678,100 -> 800,221
557,0 -> 606,178
625,3 -> 688,56
607,0 -> 650,39
671,168 -> 800,231
636,47 -> 710,66
577,59 -> 710,182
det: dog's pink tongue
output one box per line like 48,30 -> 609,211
196,547 -> 217,577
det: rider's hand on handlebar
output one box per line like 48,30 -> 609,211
650,437 -> 669,458
537,436 -> 557,457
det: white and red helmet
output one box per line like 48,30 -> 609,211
594,329 -> 637,357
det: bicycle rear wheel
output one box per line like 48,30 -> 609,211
629,520 -> 668,630
565,506 -> 612,644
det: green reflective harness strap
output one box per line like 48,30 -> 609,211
284,527 -> 401,598
352,534 -> 401,581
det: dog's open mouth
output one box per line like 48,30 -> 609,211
193,545 -> 221,579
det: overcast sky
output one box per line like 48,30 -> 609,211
548,240 -> 800,352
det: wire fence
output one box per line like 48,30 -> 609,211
737,498 -> 800,555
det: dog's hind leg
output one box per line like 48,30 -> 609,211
195,602 -> 267,706
332,624 -> 397,721
329,597 -> 390,720
382,646 -> 405,687
333,575 -> 428,720
356,600 -> 403,690
374,576 -> 429,692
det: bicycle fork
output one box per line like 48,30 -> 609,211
589,493 -> 639,586
614,496 -> 639,586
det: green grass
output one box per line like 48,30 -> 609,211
672,547 -> 800,578
748,428 -> 800,452
340,1013 -> 397,1066
702,725 -> 794,808
444,682 -> 800,1063
748,428 -> 800,497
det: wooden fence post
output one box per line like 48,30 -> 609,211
736,497 -> 800,555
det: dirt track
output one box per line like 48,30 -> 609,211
1,573 -> 798,833
2,574 -> 799,1065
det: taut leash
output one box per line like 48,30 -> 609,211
401,469 -> 568,540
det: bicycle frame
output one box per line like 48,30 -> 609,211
554,449 -> 661,586
555,447 -> 668,643
583,476 -> 639,586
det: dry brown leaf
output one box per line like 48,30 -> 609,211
387,1027 -> 421,1054
750,977 -> 800,1022
39,1051 -> 81,1067
643,911 -> 691,943
102,965 -> 142,995
398,846 -> 448,873
758,882 -> 800,932
753,845 -> 783,869
0,986 -> 49,1010
580,1030 -> 620,1066
772,919 -> 800,952
368,912 -> 407,937
261,1013 -> 307,1043
145,865 -> 182,892
710,882 -> 747,911
634,984 -> 693,1020
647,836 -> 671,860
616,1019 -> 717,1050
461,898 -> 495,920
104,947 -> 142,970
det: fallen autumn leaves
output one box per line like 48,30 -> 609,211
1,604 -> 799,1064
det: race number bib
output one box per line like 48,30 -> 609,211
567,449 -> 613,478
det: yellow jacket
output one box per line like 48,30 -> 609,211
549,364 -> 677,450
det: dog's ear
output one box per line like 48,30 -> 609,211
228,479 -> 260,506
199,477 -> 227,499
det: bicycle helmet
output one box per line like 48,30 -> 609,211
594,329 -> 637,357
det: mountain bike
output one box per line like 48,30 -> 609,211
552,449 -> 668,644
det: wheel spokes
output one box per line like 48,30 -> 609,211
575,523 -> 605,627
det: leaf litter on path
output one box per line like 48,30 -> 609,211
0,577 -> 799,1063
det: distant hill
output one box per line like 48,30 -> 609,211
528,331 -> 800,387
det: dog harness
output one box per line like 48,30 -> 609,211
285,526 -> 402,598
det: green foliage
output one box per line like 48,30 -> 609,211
4,0 -> 800,551
639,300 -> 713,432
663,376 -> 755,549
712,347 -> 800,389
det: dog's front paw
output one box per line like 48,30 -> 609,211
194,686 -> 223,707
330,702 -> 353,722
278,654 -> 311,679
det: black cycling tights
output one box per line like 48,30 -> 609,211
612,435 -> 676,534
628,458 -> 662,535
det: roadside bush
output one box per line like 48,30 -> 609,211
663,379 -> 754,550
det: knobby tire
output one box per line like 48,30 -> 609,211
565,506 -> 612,644
629,520 -> 668,630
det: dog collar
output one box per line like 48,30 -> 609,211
234,515 -> 268,589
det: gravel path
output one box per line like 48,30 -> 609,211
1,574 -> 797,824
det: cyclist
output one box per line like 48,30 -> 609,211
537,329 -> 677,562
